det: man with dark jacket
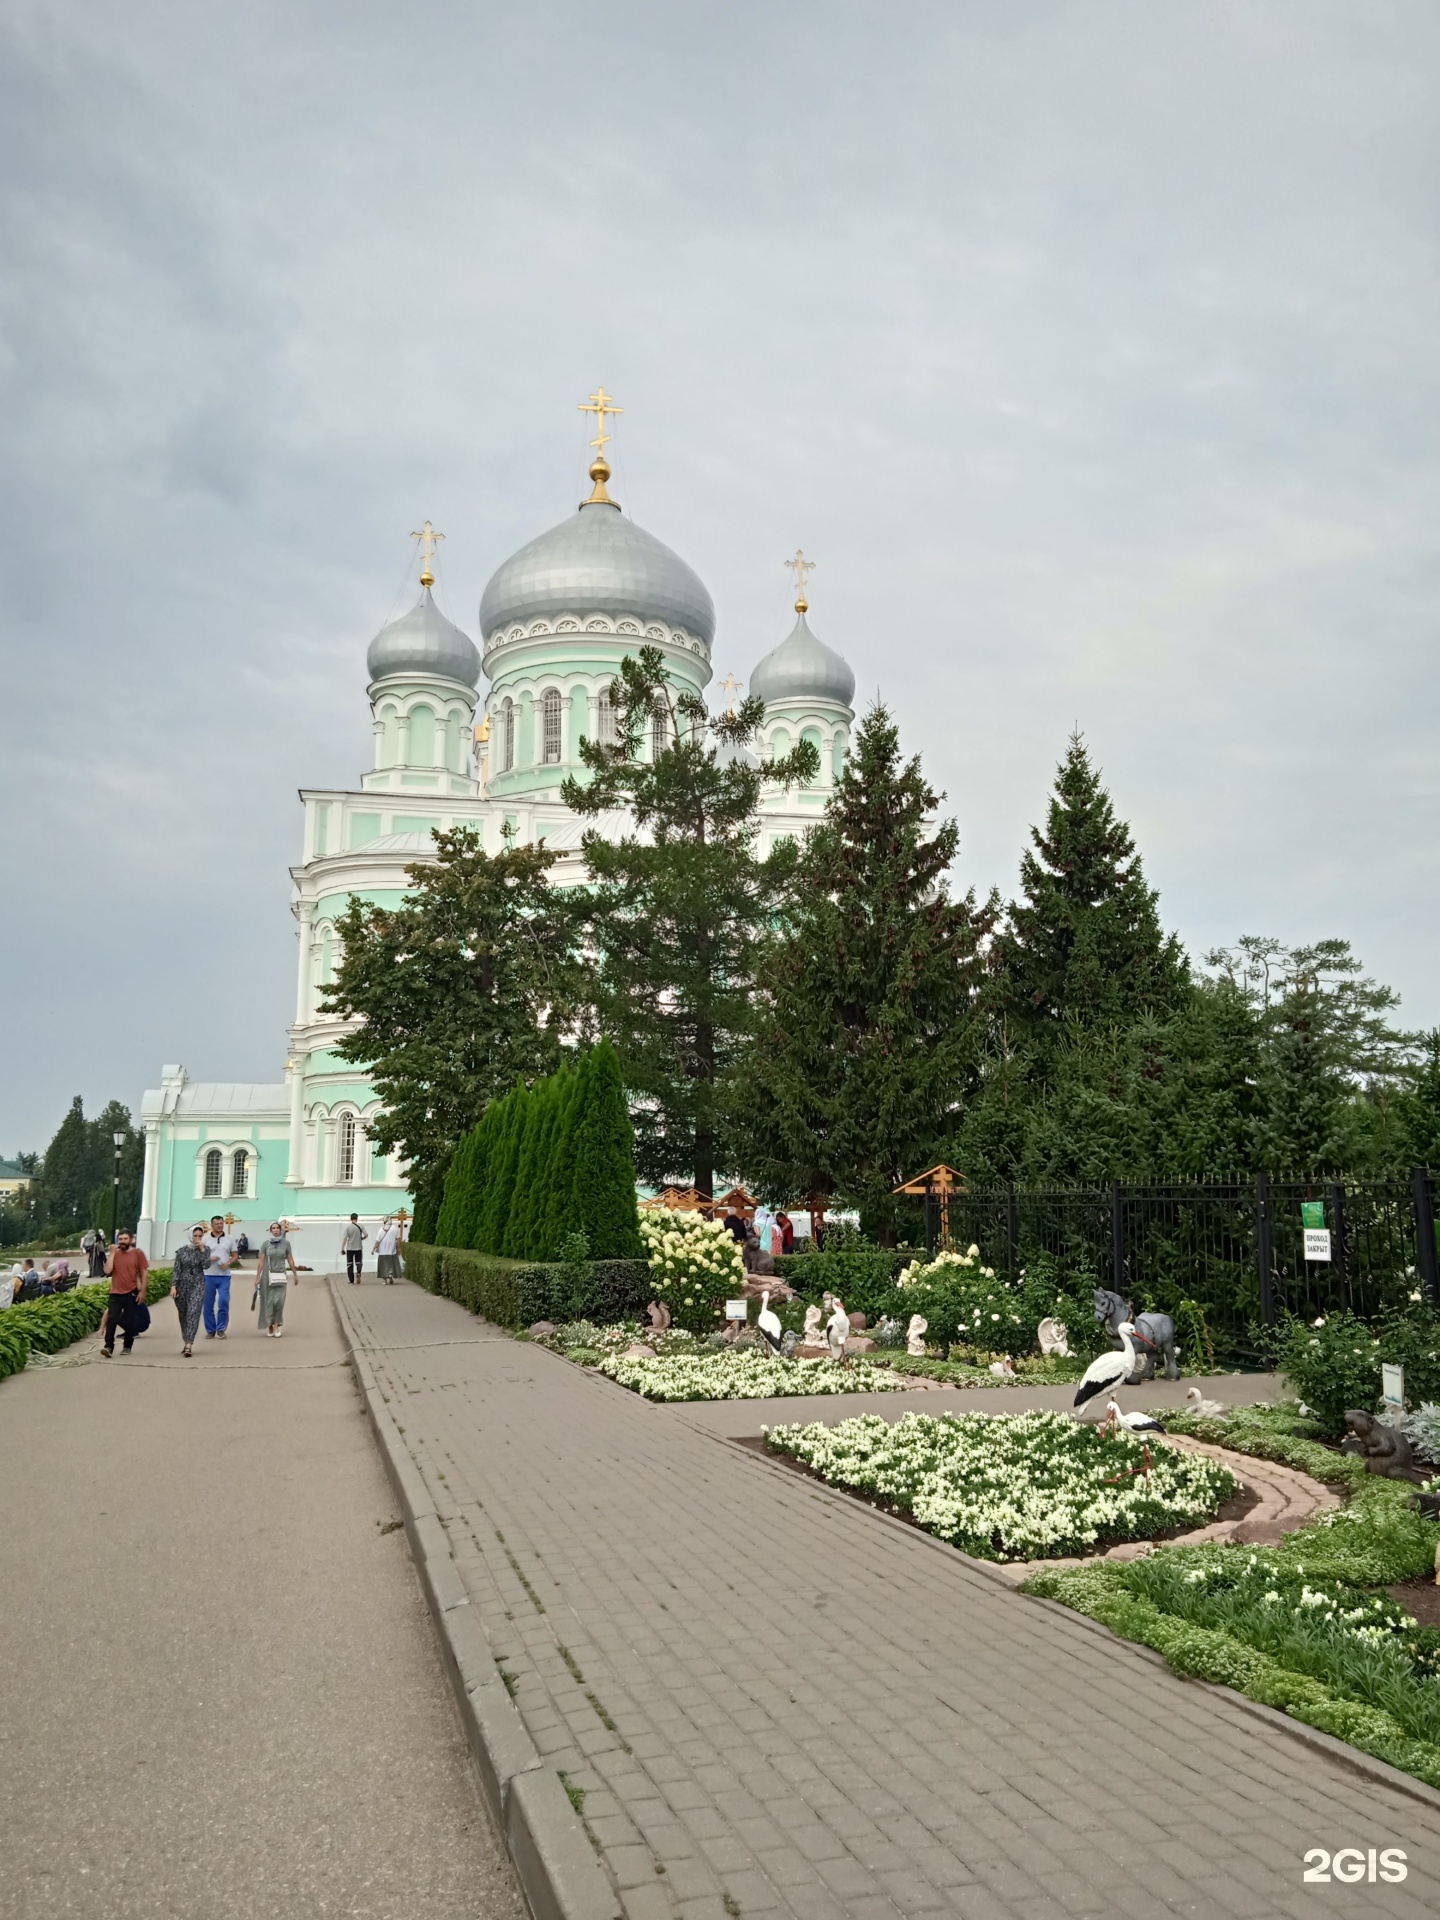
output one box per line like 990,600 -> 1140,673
102,1231 -> 149,1356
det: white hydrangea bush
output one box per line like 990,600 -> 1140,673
638,1207 -> 746,1332
894,1244 -> 1036,1356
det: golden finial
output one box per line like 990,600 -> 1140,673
783,548 -> 815,614
717,673 -> 743,716
411,520 -> 444,589
577,386 -> 623,504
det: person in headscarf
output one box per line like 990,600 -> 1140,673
169,1227 -> 207,1356
255,1224 -> 299,1337
2,1265 -> 20,1309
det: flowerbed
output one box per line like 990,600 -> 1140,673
1025,1399 -> 1440,1789
868,1351 -> 1087,1387
765,1409 -> 1237,1560
596,1349 -> 910,1402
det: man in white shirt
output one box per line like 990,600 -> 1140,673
342,1214 -> 367,1284
375,1216 -> 403,1285
201,1214 -> 239,1338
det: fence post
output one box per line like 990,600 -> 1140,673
1111,1182 -> 1126,1300
1412,1167 -> 1439,1306
1006,1183 -> 1018,1274
1255,1171 -> 1274,1327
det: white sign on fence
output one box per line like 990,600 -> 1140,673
724,1298 -> 749,1322
1303,1228 -> 1333,1263
1382,1363 -> 1405,1412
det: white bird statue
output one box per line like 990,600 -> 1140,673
1104,1398 -> 1165,1435
1186,1387 -> 1227,1418
756,1290 -> 783,1356
1074,1321 -> 1140,1411
988,1355 -> 1016,1379
825,1294 -> 850,1364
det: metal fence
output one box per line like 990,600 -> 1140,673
924,1171 -> 1439,1367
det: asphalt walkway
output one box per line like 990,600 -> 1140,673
340,1279 -> 1440,1920
0,1274 -> 526,1920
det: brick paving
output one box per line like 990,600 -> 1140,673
344,1280 -> 1440,1920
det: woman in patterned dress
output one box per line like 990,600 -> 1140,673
170,1226 -> 207,1357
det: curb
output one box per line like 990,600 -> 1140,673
327,1278 -> 621,1920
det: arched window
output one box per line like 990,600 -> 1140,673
542,688 -> 563,764
203,1148 -> 223,1197
596,691 -> 616,746
338,1113 -> 357,1183
501,699 -> 515,772
769,725 -> 791,758
408,704 -> 435,767
831,729 -> 848,781
231,1149 -> 249,1197
651,711 -> 668,761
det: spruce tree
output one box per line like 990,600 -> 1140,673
993,732 -> 1188,1044
567,1039 -> 643,1259
725,703 -> 995,1237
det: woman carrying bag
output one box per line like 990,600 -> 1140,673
255,1224 -> 299,1338
170,1226 -> 207,1356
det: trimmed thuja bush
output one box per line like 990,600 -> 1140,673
402,1245 -> 650,1328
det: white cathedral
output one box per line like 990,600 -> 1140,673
137,398 -> 858,1264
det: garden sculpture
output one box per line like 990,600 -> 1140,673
988,1356 -> 1016,1378
1074,1321 -> 1140,1412
1037,1316 -> 1070,1356
1093,1289 -> 1178,1382
802,1304 -> 823,1348
1104,1398 -> 1164,1436
1339,1410 -> 1427,1482
1186,1387 -> 1227,1417
756,1291 -> 784,1356
906,1314 -> 928,1356
644,1300 -> 672,1331
825,1295 -> 850,1364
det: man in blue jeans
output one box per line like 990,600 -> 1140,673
201,1213 -> 239,1338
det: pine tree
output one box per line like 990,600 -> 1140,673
725,703 -> 995,1238
993,732 -> 1188,1044
567,1039 -> 643,1259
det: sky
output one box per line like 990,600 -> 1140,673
2,0 -> 1438,1151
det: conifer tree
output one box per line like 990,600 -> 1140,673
479,1085 -> 528,1255
566,1039 -> 643,1259
434,1122 -> 482,1248
726,703 -> 994,1237
539,1064 -> 583,1257
517,1076 -> 560,1259
502,1088 -> 544,1258
993,732 -> 1188,1044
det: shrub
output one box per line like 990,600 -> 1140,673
775,1248 -> 907,1320
403,1243 -> 651,1328
0,1267 -> 172,1383
882,1247 -> 1039,1357
638,1208 -> 745,1333
566,1040 -> 643,1260
1402,1403 -> 1440,1466
1373,1303 -> 1440,1411
1272,1311 -> 1383,1436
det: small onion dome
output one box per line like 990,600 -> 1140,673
367,588 -> 481,688
748,610 -> 855,709
479,500 -> 715,645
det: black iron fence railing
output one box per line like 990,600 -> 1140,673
918,1170 -> 1439,1368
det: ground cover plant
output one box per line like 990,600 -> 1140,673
1024,1399 -> 1440,1788
596,1349 -> 910,1402
0,1269 -> 173,1383
867,1350 -> 1087,1387
765,1409 -> 1236,1560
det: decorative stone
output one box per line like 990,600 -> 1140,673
846,1336 -> 875,1355
906,1314 -> 928,1357
847,1312 -> 867,1331
624,1342 -> 656,1358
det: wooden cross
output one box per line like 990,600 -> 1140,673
578,386 -> 623,460
411,520 -> 444,589
783,549 -> 815,612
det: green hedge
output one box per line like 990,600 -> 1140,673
773,1249 -> 909,1318
1,1269 -> 173,1384
404,1244 -> 651,1328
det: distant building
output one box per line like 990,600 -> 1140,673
0,1158 -> 31,1198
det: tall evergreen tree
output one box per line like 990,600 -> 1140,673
993,732 -> 1188,1043
562,645 -> 816,1195
567,1039 -> 643,1259
540,1064 -> 584,1256
726,704 -> 995,1237
481,1085 -> 530,1256
34,1097 -> 101,1233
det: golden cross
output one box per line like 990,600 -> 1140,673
578,386 -> 623,461
783,548 -> 816,612
716,672 -> 743,716
411,520 -> 444,589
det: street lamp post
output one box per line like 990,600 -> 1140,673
111,1132 -> 126,1242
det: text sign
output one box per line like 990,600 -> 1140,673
1303,1228 -> 1332,1263
1300,1200 -> 1325,1230
724,1298 -> 749,1322
1382,1363 -> 1405,1411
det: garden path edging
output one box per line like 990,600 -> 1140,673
327,1277 -> 621,1920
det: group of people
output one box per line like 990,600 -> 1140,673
3,1256 -> 80,1304
341,1213 -> 406,1284
722,1205 -> 796,1267
162,1217 -> 302,1354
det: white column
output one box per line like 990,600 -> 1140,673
293,901 -> 314,1026
285,1054 -> 307,1186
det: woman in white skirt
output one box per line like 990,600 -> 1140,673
255,1224 -> 298,1336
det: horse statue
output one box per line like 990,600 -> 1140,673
1092,1288 -> 1178,1382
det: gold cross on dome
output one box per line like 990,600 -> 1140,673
411,520 -> 444,588
717,672 -> 743,715
578,386 -> 623,461
783,548 -> 815,612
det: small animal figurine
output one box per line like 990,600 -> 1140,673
645,1300 -> 672,1332
1037,1317 -> 1070,1357
802,1304 -> 823,1348
825,1294 -> 850,1364
1186,1386 -> 1227,1418
906,1314 -> 928,1357
1092,1288 -> 1178,1382
1340,1410 -> 1426,1482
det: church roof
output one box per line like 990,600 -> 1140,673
479,501 -> 715,645
749,610 -> 855,710
367,588 -> 481,689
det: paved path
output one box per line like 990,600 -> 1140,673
0,1276 -> 526,1920
341,1279 -> 1440,1920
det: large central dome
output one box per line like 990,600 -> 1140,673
479,500 -> 715,645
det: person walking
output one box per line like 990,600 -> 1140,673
776,1210 -> 795,1255
201,1214 -> 238,1339
374,1215 -> 403,1284
342,1214 -> 367,1284
255,1223 -> 298,1337
169,1226 -> 207,1357
101,1230 -> 149,1357
86,1228 -> 107,1278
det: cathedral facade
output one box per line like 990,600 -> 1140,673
137,415 -> 856,1265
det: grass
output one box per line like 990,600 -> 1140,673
1023,1399 -> 1440,1788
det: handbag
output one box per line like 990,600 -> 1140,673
123,1296 -> 151,1337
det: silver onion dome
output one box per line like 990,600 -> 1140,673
479,501 -> 716,645
749,610 -> 856,709
367,588 -> 481,689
